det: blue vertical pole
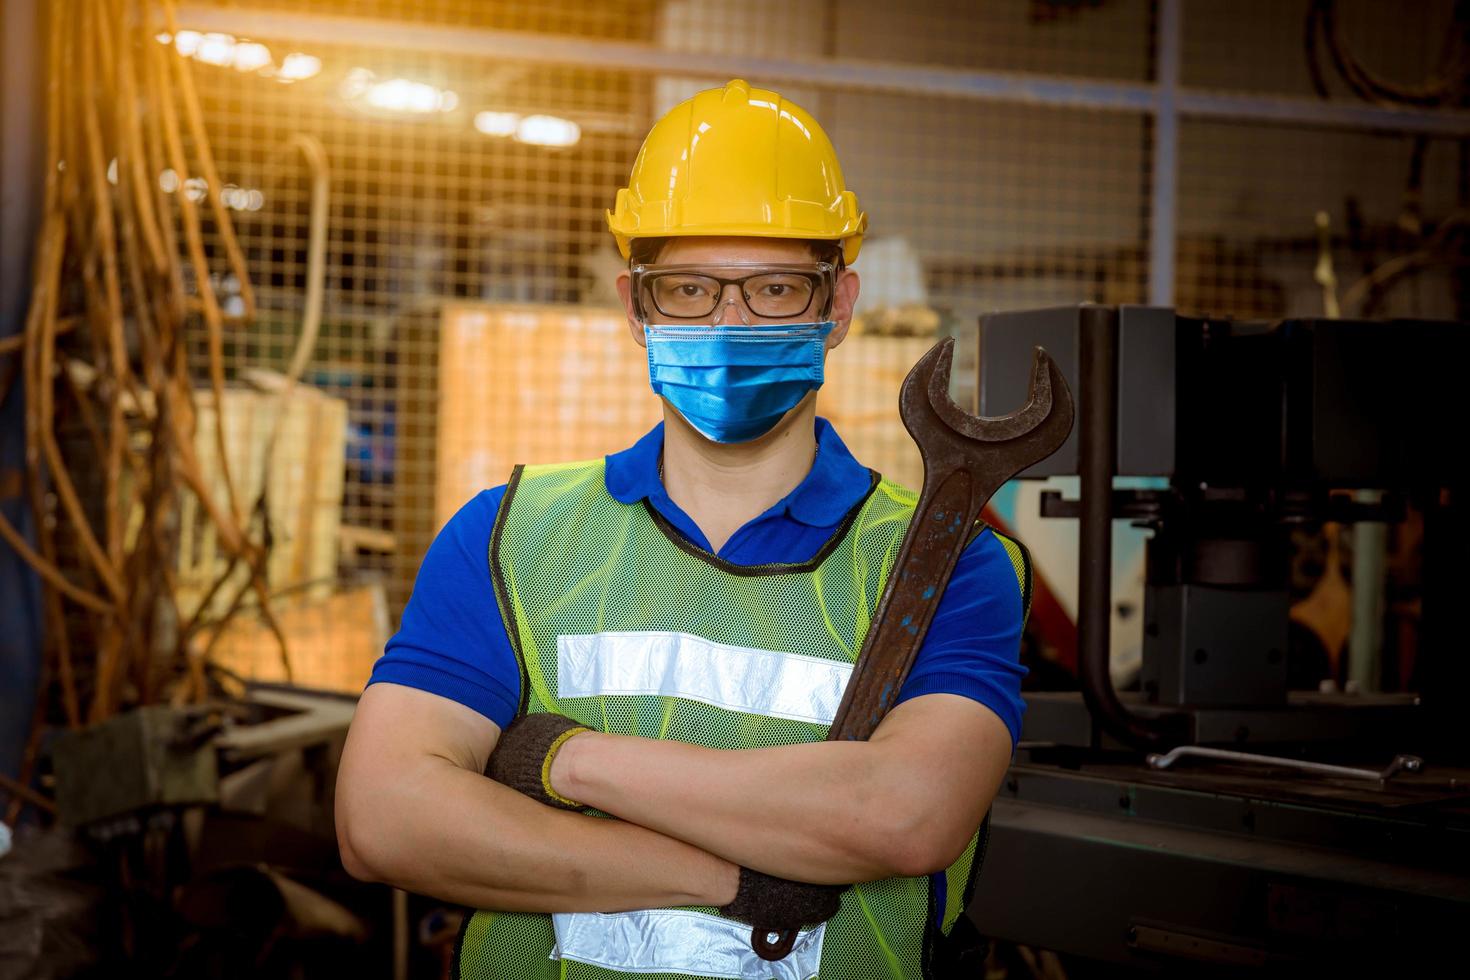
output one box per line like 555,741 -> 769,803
0,0 -> 47,781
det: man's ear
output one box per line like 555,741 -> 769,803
615,270 -> 645,348
826,267 -> 860,350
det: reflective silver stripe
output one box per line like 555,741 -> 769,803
556,631 -> 852,725
550,909 -> 825,979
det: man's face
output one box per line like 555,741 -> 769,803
617,236 -> 860,352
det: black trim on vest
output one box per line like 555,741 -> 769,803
449,903 -> 474,980
1012,534 -> 1035,624
970,521 -> 1035,626
926,809 -> 993,978
488,464 -> 532,716
921,872 -> 939,980
964,810 -> 991,911
640,468 -> 883,577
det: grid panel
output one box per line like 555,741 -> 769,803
1176,122 -> 1466,320
170,1 -> 1468,621
1183,0 -> 1462,99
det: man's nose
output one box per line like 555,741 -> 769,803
712,284 -> 751,326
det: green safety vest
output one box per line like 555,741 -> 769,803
454,459 -> 1030,980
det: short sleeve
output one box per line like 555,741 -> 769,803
366,487 -> 521,728
894,526 -> 1030,747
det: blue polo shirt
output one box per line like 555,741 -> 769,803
368,418 -> 1029,745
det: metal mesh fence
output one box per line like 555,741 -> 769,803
166,0 -> 1466,620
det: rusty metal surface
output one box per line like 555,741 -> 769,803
827,337 -> 1074,742
753,336 -> 1074,962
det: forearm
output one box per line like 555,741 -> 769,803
553,696 -> 1010,884
338,753 -> 739,912
556,734 -> 922,884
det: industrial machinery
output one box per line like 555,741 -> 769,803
967,305 -> 1470,972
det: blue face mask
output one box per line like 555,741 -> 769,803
643,320 -> 835,444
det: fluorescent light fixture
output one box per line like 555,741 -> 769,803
161,28 -> 317,80
365,78 -> 440,113
277,52 -> 321,81
474,111 -> 520,136
194,32 -> 236,67
231,41 -> 272,73
515,114 -> 580,148
344,69 -> 457,115
172,30 -> 202,56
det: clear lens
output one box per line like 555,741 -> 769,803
743,274 -> 816,316
650,274 -> 723,317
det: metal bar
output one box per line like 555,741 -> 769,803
1146,746 -> 1422,782
1174,88 -> 1470,135
1078,306 -> 1181,750
1148,0 -> 1180,307
174,6 -> 1470,136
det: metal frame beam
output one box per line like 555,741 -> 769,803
1149,0 -> 1181,307
177,5 -> 1470,137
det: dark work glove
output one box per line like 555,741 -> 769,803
485,712 -> 592,811
721,867 -> 847,960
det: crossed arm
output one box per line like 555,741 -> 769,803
336,682 -> 1012,911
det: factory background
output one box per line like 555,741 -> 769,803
1,0 -> 1466,976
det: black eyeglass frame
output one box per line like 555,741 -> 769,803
630,261 -> 837,323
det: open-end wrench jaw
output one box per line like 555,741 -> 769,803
901,337 -> 1074,479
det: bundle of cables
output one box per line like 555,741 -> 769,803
0,0 -> 328,823
1304,0 -> 1470,317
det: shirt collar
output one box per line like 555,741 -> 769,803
604,417 -> 874,529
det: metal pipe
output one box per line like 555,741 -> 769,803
1348,489 -> 1388,692
174,6 -> 1470,137
1078,304 -> 1182,750
1148,0 -> 1181,307
1147,746 -> 1421,782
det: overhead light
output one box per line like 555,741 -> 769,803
276,52 -> 321,81
193,32 -> 236,67
343,68 -> 457,115
160,29 -> 319,81
172,30 -> 203,56
365,78 -> 442,113
231,42 -> 272,73
474,111 -> 520,137
516,114 -> 580,148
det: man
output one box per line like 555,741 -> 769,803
337,79 -> 1031,979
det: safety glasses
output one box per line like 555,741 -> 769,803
631,262 -> 836,323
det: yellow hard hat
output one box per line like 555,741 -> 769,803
607,79 -> 867,265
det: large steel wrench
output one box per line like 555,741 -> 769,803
752,337 -> 1074,961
